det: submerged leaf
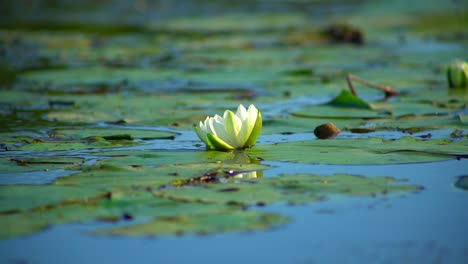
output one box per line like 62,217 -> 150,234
454,175 -> 468,191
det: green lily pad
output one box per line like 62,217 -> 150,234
90,148 -> 266,166
459,114 -> 468,125
21,67 -> 178,86
0,171 -> 421,239
372,101 -> 456,117
96,211 -> 289,237
55,158 -> 270,191
50,127 -> 177,140
35,33 -> 165,67
364,115 -> 466,132
0,191 -> 246,239
156,173 -> 422,206
291,105 -> 386,119
151,14 -> 307,33
41,93 -> 247,129
400,89 -> 468,108
12,139 -> 139,151
262,115 -> 366,135
0,185 -> 107,212
0,157 -> 84,173
245,138 -> 467,164
0,90 -> 50,108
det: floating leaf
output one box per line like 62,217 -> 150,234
0,185 -> 107,212
364,115 -> 465,132
0,192 -> 246,239
0,157 -> 83,173
89,149 -> 259,167
13,140 -> 139,151
245,138 -> 468,164
50,127 -> 177,140
55,158 -> 270,191
156,173 -> 422,206
262,116 -> 365,135
95,211 -> 289,237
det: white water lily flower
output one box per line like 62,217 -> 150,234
194,104 -> 262,151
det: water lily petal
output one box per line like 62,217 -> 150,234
235,104 -> 256,146
245,105 -> 259,139
206,133 -> 235,151
236,104 -> 248,121
212,114 -> 231,144
207,116 -> 220,137
225,110 -> 242,147
243,109 -> 262,148
194,121 -> 209,146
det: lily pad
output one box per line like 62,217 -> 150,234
156,173 -> 422,206
291,105 -> 387,119
364,115 -> 466,132
0,185 -> 107,212
20,67 -> 178,86
0,157 -> 84,173
0,191 -> 247,239
96,211 -> 289,237
55,158 -> 270,191
50,127 -> 178,140
151,14 -> 308,33
372,101 -> 456,117
12,139 -> 139,151
245,137 -> 468,164
90,149 -> 262,167
42,93 -> 247,129
262,115 -> 366,135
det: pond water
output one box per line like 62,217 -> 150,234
1,0 -> 467,263
1,159 -> 467,263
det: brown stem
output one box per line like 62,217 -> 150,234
346,73 -> 399,100
346,74 -> 358,96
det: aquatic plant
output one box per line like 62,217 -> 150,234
194,104 -> 262,151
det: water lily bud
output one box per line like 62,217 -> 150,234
447,60 -> 468,89
194,104 -> 262,151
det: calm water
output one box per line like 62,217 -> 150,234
1,159 -> 467,264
